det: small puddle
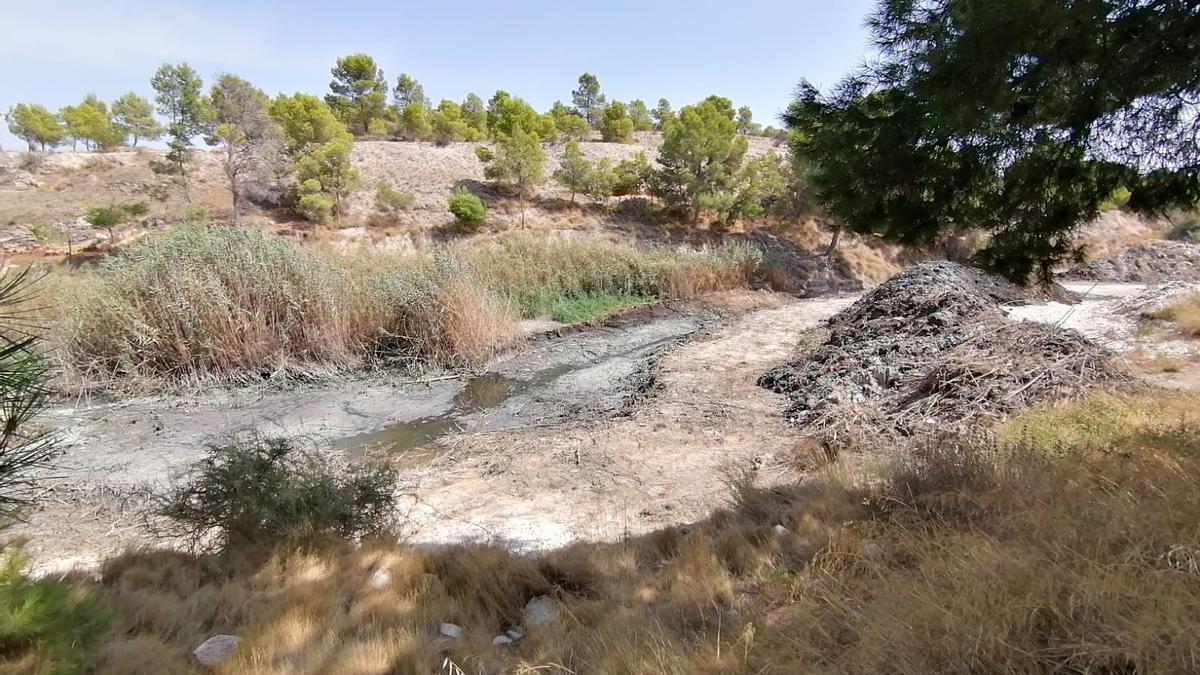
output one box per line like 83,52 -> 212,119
336,364 -> 581,462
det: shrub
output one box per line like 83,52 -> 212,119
155,435 -> 397,551
57,225 -> 522,387
600,102 -> 635,143
0,269 -> 57,519
612,152 -> 651,196
61,224 -> 359,384
296,186 -> 335,225
1098,186 -> 1132,211
82,201 -> 148,241
0,545 -> 110,674
373,181 -> 414,225
447,187 -> 486,227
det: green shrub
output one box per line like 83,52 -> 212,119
0,546 -> 110,674
297,189 -> 335,225
375,181 -> 414,212
448,187 -> 487,227
612,152 -> 651,196
155,436 -> 397,551
1098,186 -> 1132,211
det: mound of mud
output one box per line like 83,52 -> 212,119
759,262 -> 1130,447
1067,240 -> 1200,283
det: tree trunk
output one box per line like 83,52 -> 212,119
824,227 -> 842,257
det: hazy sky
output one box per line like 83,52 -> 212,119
0,0 -> 876,149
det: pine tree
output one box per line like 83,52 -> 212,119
571,73 -> 607,127
111,93 -> 163,147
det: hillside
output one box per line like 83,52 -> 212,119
0,133 -> 789,256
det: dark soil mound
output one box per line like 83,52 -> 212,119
759,262 -> 1130,448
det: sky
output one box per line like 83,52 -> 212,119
0,0 -> 877,149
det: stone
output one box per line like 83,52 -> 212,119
492,634 -> 514,646
524,595 -> 557,627
772,524 -> 790,536
192,635 -> 240,668
439,623 -> 464,639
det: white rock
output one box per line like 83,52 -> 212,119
506,627 -> 525,640
439,623 -> 464,639
524,595 -> 557,627
368,567 -> 391,589
772,524 -> 790,536
192,635 -> 240,667
492,634 -> 514,646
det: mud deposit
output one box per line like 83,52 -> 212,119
43,311 -> 707,492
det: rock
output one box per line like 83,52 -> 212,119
506,627 -> 525,641
524,595 -> 557,627
368,567 -> 391,589
772,524 -> 790,536
492,634 -> 514,646
439,623 -> 464,639
192,635 -> 240,667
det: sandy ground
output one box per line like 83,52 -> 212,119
1006,281 -> 1200,388
10,282 -> 1198,575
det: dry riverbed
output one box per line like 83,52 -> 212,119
13,283 -> 1197,574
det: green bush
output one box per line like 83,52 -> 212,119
0,546 -> 110,674
612,152 -> 651,196
297,189 -> 335,225
448,187 -> 487,227
155,436 -> 397,551
375,181 -> 414,212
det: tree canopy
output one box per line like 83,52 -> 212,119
786,0 -> 1200,282
572,73 -> 607,127
5,104 -> 64,151
652,96 -> 748,223
111,93 -> 163,147
326,53 -> 389,136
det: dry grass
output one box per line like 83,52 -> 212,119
1146,292 -> 1200,336
48,227 -> 760,390
836,242 -> 902,285
8,392 -> 1199,674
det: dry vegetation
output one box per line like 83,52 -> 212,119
49,224 -> 762,390
4,391 -> 1198,674
1146,292 -> 1200,336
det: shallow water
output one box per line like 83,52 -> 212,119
334,363 -> 584,460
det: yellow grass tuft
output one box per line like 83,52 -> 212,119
1146,291 -> 1200,336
